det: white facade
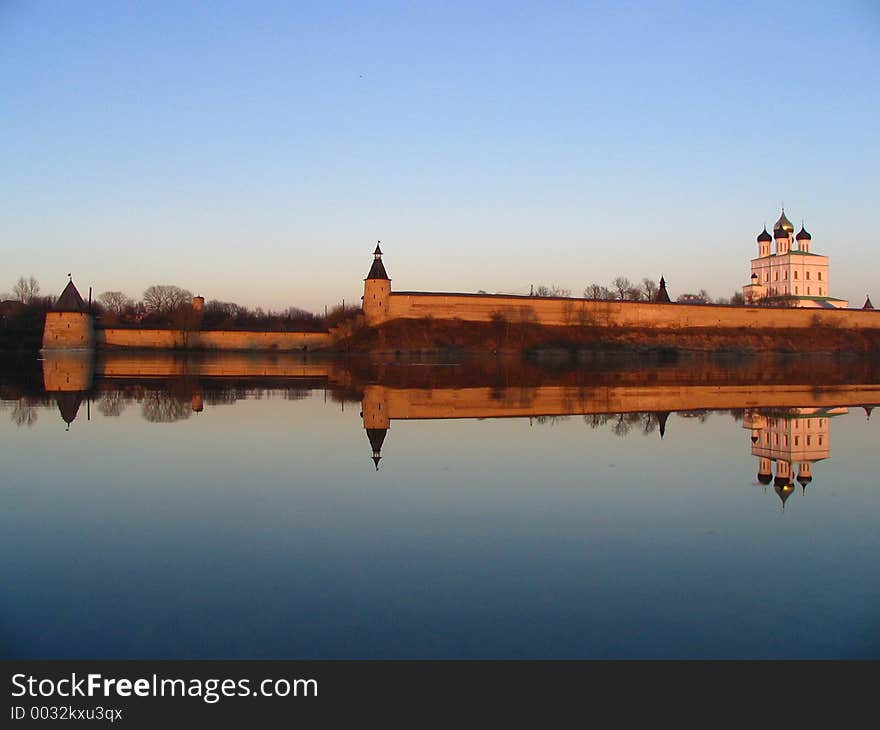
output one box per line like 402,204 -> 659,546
744,407 -> 846,507
743,210 -> 848,308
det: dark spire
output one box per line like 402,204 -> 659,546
366,427 -> 388,470
56,392 -> 83,428
366,241 -> 389,280
656,276 -> 671,303
53,279 -> 87,312
656,411 -> 669,439
864,406 -> 873,420
863,295 -> 874,310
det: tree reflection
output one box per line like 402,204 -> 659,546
141,391 -> 192,423
11,399 -> 38,428
98,392 -> 127,417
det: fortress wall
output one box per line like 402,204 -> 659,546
194,330 -> 331,351
369,384 -> 880,421
385,293 -> 880,329
42,312 -> 95,349
100,329 -> 185,349
97,353 -> 337,379
98,328 -> 332,351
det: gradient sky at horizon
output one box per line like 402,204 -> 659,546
2,1 -> 878,310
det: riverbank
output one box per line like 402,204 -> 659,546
332,317 -> 880,356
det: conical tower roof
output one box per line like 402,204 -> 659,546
366,242 -> 389,280
366,427 -> 388,470
54,279 -> 87,312
864,295 -> 874,310
656,276 -> 670,303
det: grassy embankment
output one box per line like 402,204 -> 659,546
334,317 -> 880,357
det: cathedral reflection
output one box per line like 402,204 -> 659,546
744,407 -> 854,508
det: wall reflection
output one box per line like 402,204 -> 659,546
3,352 -> 878,496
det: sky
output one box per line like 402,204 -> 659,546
1,1 -> 878,310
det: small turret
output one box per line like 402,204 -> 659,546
363,242 -> 392,325
656,276 -> 671,303
864,295 -> 874,310
42,277 -> 96,350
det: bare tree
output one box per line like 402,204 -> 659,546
641,278 -> 658,301
98,291 -> 134,315
12,276 -> 40,304
611,276 -> 634,300
583,284 -> 614,300
729,292 -> 745,306
142,285 -> 193,314
533,284 -> 572,297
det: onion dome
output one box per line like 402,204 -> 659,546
757,227 -> 772,243
797,474 -> 813,487
774,482 -> 794,508
757,472 -> 773,485
751,273 -> 758,280
774,209 -> 794,234
796,225 -> 811,241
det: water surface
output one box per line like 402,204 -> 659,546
2,352 -> 878,658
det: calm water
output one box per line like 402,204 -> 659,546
2,351 -> 879,658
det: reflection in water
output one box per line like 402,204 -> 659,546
746,408 -> 842,507
15,351 -> 879,494
2,350 -> 879,658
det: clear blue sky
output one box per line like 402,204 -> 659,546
2,1 -> 878,310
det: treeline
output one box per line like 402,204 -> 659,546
530,277 -> 746,305
1,276 -> 356,333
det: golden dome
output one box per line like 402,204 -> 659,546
774,209 -> 794,234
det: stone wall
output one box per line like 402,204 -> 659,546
98,328 -> 332,351
42,312 -> 96,349
385,292 -> 880,330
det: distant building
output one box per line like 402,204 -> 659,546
743,209 -> 848,308
655,276 -> 671,303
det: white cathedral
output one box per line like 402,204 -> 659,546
742,209 -> 848,308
